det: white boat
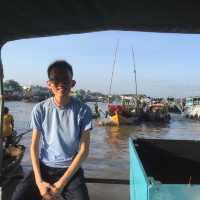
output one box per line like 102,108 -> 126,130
184,97 -> 200,119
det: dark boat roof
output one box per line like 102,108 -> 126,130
1,1 -> 200,43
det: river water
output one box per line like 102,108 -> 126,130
5,101 -> 200,200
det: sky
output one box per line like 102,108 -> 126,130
2,30 -> 200,97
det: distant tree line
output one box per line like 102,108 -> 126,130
4,80 -> 23,92
3,80 -> 107,97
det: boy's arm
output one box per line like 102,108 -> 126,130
31,129 -> 53,198
53,130 -> 90,192
30,129 -> 42,184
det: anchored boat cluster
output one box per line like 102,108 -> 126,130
94,95 -> 200,126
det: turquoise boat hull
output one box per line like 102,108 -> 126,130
129,138 -> 200,200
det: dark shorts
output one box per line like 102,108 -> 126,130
11,162 -> 90,200
4,135 -> 13,148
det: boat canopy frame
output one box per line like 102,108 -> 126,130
0,47 -> 3,177
0,1 -> 200,44
1,0 -> 200,188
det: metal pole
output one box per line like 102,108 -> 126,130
108,40 -> 119,99
131,47 -> 138,96
0,45 -> 4,178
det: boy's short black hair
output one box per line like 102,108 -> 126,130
4,107 -> 9,114
47,60 -> 73,78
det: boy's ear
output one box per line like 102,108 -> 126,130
72,80 -> 76,87
47,80 -> 51,90
47,81 -> 53,95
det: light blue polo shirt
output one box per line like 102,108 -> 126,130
30,97 -> 92,168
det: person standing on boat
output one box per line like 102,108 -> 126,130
3,106 -> 14,148
12,60 -> 92,200
94,102 -> 99,115
93,102 -> 100,118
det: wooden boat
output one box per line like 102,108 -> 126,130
107,103 -> 141,126
129,138 -> 200,200
1,144 -> 25,199
110,112 -> 139,126
144,102 -> 170,122
0,131 -> 27,199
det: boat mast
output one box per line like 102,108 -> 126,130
131,47 -> 138,97
0,45 -> 4,178
108,40 -> 119,101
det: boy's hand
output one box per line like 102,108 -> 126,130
42,193 -> 57,200
37,180 -> 55,199
51,179 -> 66,195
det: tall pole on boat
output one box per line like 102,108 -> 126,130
0,45 -> 4,178
108,40 -> 119,101
131,47 -> 138,97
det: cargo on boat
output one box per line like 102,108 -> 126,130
129,138 -> 200,200
107,97 -> 142,126
143,102 -> 170,122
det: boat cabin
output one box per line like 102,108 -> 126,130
185,97 -> 200,107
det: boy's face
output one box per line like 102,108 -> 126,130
47,68 -> 76,97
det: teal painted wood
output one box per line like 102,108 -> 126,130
129,138 -> 200,200
129,138 -> 148,200
149,183 -> 200,200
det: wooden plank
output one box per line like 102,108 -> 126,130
85,178 -> 129,185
